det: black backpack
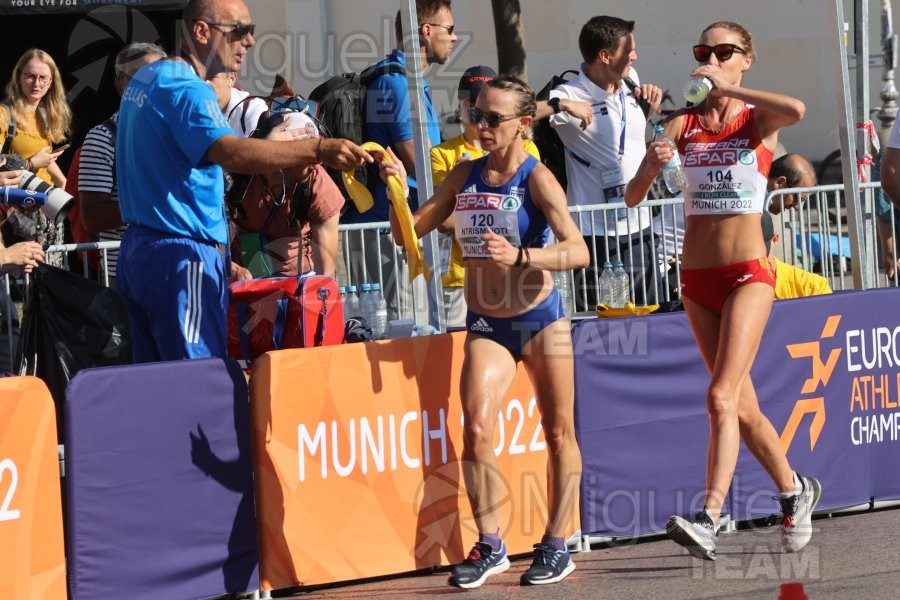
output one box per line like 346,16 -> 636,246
533,70 -> 578,191
308,62 -> 406,199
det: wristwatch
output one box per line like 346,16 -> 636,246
548,97 -> 561,114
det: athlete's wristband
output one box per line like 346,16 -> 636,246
513,246 -> 524,267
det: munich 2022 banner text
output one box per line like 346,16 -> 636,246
0,377 -> 66,599
251,333 -> 569,589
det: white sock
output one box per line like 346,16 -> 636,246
779,472 -> 802,498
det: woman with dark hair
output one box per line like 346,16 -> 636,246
627,21 -> 821,561
381,76 -> 588,588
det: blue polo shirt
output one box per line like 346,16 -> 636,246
344,49 -> 442,224
116,60 -> 235,245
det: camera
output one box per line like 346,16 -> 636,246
0,153 -> 74,222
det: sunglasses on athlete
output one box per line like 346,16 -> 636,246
468,108 -> 520,128
692,43 -> 747,62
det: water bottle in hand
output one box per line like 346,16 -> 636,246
683,76 -> 713,104
654,125 -> 688,194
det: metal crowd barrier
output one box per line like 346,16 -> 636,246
0,182 -> 889,365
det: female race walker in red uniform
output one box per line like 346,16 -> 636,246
626,21 -> 821,561
380,76 -> 588,587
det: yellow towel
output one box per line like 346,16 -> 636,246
595,302 -> 660,318
342,142 -> 431,282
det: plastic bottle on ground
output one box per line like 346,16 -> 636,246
598,261 -> 615,307
654,125 -> 688,194
613,261 -> 630,308
553,270 -> 574,316
358,283 -> 375,327
371,282 -> 388,339
345,285 -> 359,318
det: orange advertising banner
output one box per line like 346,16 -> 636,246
251,332 -> 568,589
0,377 -> 66,599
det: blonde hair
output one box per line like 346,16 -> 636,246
3,48 -> 72,144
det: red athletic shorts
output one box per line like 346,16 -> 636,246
679,257 -> 775,314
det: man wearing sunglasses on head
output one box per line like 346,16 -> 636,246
115,0 -> 372,364
547,15 -> 665,312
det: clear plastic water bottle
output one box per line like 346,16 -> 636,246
654,125 -> 688,194
371,282 -> 388,339
552,270 -> 574,316
598,261 -> 615,307
683,76 -> 713,104
613,261 -> 630,307
358,283 -> 375,327
345,284 -> 359,318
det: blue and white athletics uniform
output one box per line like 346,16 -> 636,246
116,59 -> 235,363
455,155 -> 564,359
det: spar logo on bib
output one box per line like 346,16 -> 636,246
501,196 -> 521,211
739,150 -> 755,166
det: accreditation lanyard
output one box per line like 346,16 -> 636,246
616,89 -> 627,160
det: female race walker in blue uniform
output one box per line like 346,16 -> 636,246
381,77 -> 588,588
626,21 -> 821,561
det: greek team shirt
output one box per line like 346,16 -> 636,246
549,67 -> 653,237
116,60 -> 235,245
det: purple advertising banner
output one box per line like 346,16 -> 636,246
0,1 -> 184,14
574,288 -> 900,538
65,358 -> 258,600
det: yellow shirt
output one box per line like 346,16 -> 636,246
0,109 -> 53,183
430,135 -> 540,287
774,258 -> 832,299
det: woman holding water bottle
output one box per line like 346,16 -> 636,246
380,77 -> 588,588
626,21 -> 821,561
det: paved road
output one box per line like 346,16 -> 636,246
278,507 -> 900,599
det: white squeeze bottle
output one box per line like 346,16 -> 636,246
654,125 -> 688,194
683,76 -> 713,104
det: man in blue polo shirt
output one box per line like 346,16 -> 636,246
343,0 -> 456,321
116,0 -> 372,363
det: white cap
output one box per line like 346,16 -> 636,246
282,111 -> 319,139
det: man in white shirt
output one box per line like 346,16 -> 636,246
550,15 -> 663,310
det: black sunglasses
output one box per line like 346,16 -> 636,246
201,20 -> 256,39
692,43 -> 747,62
425,23 -> 455,35
469,108 -> 519,128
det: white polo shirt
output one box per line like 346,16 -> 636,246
549,67 -> 652,237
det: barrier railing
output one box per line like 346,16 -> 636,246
0,181 -> 887,361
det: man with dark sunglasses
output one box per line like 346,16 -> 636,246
548,15 -> 664,311
766,153 -> 816,265
343,0 -> 457,322
115,0 -> 372,363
